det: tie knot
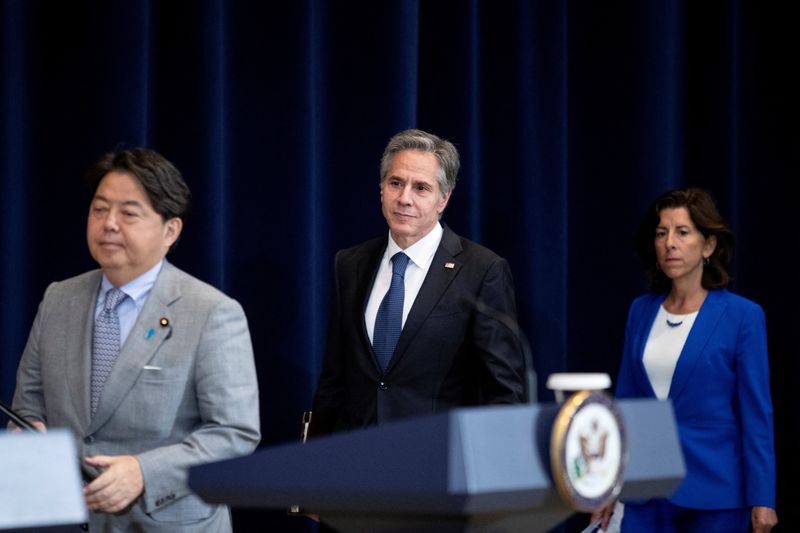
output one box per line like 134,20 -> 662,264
103,288 -> 127,311
391,252 -> 410,276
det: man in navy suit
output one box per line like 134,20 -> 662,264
311,129 -> 526,434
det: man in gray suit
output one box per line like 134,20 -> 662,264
11,148 -> 260,531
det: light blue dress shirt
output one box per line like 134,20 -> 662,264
95,260 -> 163,347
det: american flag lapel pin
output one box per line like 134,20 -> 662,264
445,262 -> 455,269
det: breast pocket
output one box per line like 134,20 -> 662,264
123,366 -> 194,440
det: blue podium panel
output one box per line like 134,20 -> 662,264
618,399 -> 686,501
189,400 -> 684,533
0,430 -> 87,529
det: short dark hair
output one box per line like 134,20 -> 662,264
635,187 -> 735,292
379,129 -> 460,196
86,148 -> 191,222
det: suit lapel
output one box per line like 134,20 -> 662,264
668,290 -> 727,400
632,294 -> 664,398
88,262 -> 180,433
66,271 -> 103,434
356,238 -> 387,373
386,227 -> 463,372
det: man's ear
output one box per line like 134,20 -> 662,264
164,217 -> 183,247
437,190 -> 452,215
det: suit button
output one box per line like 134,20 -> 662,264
379,381 -> 389,391
83,436 -> 94,444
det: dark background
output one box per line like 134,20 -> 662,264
1,1 -> 797,531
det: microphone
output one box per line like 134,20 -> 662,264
1,399 -> 99,483
473,299 -> 537,404
0,399 -> 38,431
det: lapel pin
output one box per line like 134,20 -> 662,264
160,317 -> 170,327
146,327 -> 155,340
445,262 -> 455,269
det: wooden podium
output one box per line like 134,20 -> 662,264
188,400 -> 684,532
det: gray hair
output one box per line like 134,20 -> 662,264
379,129 -> 460,196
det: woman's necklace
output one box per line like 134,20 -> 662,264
664,290 -> 706,328
666,316 -> 683,328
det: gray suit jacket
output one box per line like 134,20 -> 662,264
12,261 -> 261,532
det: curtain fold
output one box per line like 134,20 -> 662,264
1,2 -> 796,530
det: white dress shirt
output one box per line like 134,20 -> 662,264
365,223 -> 444,344
643,305 -> 699,400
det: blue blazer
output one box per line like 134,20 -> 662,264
616,289 -> 776,509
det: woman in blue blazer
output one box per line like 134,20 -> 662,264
595,188 -> 777,532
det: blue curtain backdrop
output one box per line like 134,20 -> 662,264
1,1 -> 797,531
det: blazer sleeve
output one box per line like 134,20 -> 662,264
310,251 -> 346,435
615,300 -> 642,399
10,284 -> 54,426
736,302 -> 777,508
472,257 -> 526,404
135,298 -> 261,512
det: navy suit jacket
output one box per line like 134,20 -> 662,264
311,225 -> 526,434
616,289 -> 776,509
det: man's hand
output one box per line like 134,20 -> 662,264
590,501 -> 616,531
752,506 -> 778,533
10,420 -> 46,433
83,455 -> 144,513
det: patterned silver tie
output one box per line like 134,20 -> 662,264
91,288 -> 127,415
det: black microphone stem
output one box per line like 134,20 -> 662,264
1,399 -> 98,483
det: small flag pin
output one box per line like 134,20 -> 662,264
445,262 -> 455,269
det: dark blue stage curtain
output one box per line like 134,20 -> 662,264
1,1 -> 797,531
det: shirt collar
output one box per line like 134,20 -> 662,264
386,222 -> 443,268
98,260 -> 164,310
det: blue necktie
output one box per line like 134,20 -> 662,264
373,252 -> 410,371
91,287 -> 127,415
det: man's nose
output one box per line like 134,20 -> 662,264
398,185 -> 413,204
103,211 -> 119,231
